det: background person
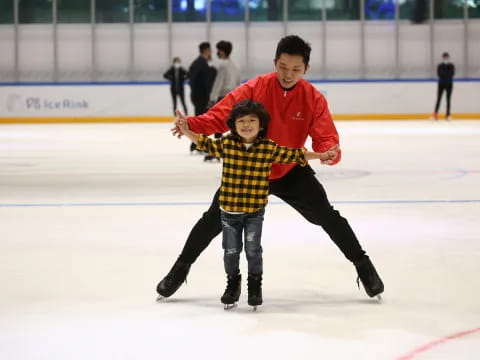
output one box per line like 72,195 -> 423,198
163,57 -> 188,116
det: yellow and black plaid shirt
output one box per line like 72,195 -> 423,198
197,134 -> 307,213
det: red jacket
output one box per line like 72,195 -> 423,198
188,72 -> 341,180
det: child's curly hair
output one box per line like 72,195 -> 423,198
226,100 -> 270,139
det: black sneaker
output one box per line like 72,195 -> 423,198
247,273 -> 263,307
354,256 -> 384,298
156,259 -> 191,298
221,273 -> 242,305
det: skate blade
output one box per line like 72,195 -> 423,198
156,295 -> 166,302
375,294 -> 382,303
224,303 -> 237,310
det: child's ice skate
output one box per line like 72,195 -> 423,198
247,273 -> 262,311
221,273 -> 241,310
354,255 -> 384,302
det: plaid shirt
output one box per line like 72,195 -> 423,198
197,133 -> 307,213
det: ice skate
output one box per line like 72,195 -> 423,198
156,259 -> 191,300
221,273 -> 241,310
354,255 -> 384,302
247,273 -> 262,311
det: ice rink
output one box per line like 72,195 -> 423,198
1,120 -> 479,359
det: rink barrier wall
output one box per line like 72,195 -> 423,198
1,113 -> 480,124
1,79 -> 479,123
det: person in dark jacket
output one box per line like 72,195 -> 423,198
187,42 -> 217,153
433,52 -> 455,121
164,57 -> 188,116
189,42 -> 217,116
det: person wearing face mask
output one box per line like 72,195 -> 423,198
164,57 -> 189,116
157,35 -> 385,303
204,40 -> 241,162
432,52 -> 455,121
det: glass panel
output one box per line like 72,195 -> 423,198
249,0 -> 283,21
434,0 -> 464,19
96,0 -> 130,23
19,0 -> 52,23
288,0 -> 322,21
172,0 -> 207,22
468,0 -> 480,18
134,0 -> 168,22
0,0 -> 14,24
400,0 -> 429,22
211,0 -> 245,21
58,0 -> 91,23
325,0 -> 360,20
365,0 -> 396,20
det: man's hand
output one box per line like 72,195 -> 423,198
321,144 -> 339,165
171,109 -> 187,139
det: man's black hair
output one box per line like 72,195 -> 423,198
216,40 -> 233,57
199,42 -> 211,53
227,100 -> 270,139
275,35 -> 311,66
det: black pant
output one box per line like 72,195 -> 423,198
434,82 -> 453,116
170,88 -> 188,115
178,164 -> 366,264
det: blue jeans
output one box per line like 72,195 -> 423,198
221,208 -> 265,276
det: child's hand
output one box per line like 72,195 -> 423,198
171,109 -> 187,138
320,145 -> 339,165
318,150 -> 335,161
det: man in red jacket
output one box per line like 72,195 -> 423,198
157,35 -> 384,300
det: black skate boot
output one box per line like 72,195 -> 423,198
156,259 -> 191,300
221,273 -> 241,310
354,255 -> 384,301
247,273 -> 263,310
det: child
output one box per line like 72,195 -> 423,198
176,100 -> 335,310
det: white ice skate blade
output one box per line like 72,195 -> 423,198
375,295 -> 382,303
156,295 -> 166,302
224,303 -> 237,310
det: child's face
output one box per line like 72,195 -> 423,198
235,114 -> 261,143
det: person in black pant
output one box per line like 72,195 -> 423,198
157,35 -> 384,302
433,52 -> 455,121
187,42 -> 217,152
163,57 -> 188,116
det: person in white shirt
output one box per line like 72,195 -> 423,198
209,41 -> 241,105
204,41 -> 241,162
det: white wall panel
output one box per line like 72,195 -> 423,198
133,24 -> 169,81
0,26 -> 15,82
398,22 -> 431,78
364,22 -> 396,79
95,24 -> 130,81
325,21 -> 361,79
467,22 -> 480,78
18,25 -> 54,81
57,25 -> 92,81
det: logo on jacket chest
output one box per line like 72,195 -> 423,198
291,111 -> 304,121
